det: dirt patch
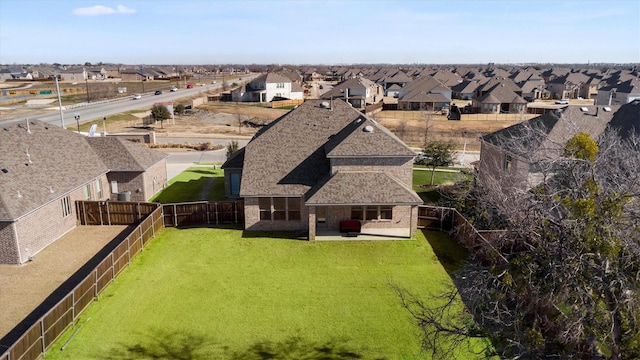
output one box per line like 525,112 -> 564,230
0,225 -> 128,339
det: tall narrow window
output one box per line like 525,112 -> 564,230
83,185 -> 90,200
230,173 -> 240,195
61,196 -> 71,217
504,154 -> 513,171
95,179 -> 103,198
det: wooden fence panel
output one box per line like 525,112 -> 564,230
9,322 -> 41,360
42,295 -> 73,349
96,256 -> 114,295
73,275 -> 95,316
113,240 -> 130,277
129,234 -> 142,259
76,201 -> 160,226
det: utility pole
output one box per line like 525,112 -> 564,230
85,77 -> 90,103
102,117 -> 107,135
54,76 -> 65,128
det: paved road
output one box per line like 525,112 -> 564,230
0,76 -> 253,127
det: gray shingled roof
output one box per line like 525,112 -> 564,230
86,137 -> 167,172
306,171 -> 422,205
482,105 -> 618,159
236,99 -> 416,198
325,117 -> 416,158
0,121 -> 108,220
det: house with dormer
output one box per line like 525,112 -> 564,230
222,100 -> 422,240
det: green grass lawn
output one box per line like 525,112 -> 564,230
413,168 -> 469,203
46,228 -> 481,359
150,165 -> 226,203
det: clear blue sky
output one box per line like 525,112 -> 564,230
1,0 -> 638,65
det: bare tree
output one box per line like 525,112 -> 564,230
398,125 -> 640,359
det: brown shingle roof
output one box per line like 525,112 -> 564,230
86,137 -> 167,172
236,99 -> 415,198
0,121 -> 108,220
306,171 -> 422,205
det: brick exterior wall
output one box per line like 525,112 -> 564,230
478,141 -> 529,190
6,175 -> 108,264
330,157 -> 413,186
312,205 -> 414,232
0,221 -> 20,264
143,160 -> 168,200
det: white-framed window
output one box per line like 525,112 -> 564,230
111,181 -> 118,194
83,185 -> 90,200
504,154 -> 513,171
351,205 -> 393,221
61,196 -> 71,217
257,197 -> 301,221
95,179 -> 102,199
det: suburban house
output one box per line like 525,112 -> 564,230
472,82 -> 527,114
120,69 -> 153,82
0,121 -> 168,264
222,99 -> 423,240
320,77 -> 384,109
595,78 -> 640,105
231,72 -> 304,103
547,71 -> 591,100
58,68 -> 87,82
396,76 -> 452,111
86,137 -> 168,202
0,121 -> 109,265
476,103 -> 640,191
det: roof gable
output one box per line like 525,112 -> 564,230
86,137 -> 167,171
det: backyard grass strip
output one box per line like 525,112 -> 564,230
46,228 -> 483,359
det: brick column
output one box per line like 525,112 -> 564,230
308,206 -> 316,241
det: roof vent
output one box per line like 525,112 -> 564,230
363,125 -> 374,133
320,101 -> 330,108
580,107 -> 589,112
603,107 -> 611,112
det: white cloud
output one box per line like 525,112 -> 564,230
72,4 -> 136,16
116,5 -> 136,14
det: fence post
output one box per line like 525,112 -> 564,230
173,204 -> 177,227
106,202 -> 111,226
98,203 -> 103,226
137,202 -> 141,222
83,201 -> 87,225
206,202 -> 210,224
234,201 -> 238,224
94,269 -> 98,298
40,318 -> 45,354
111,252 -> 115,283
139,226 -> 143,250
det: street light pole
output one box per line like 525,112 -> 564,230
102,117 -> 106,135
74,112 -> 80,133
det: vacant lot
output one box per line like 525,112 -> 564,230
46,228 -> 482,359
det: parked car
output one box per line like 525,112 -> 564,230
186,84 -> 193,89
170,86 -> 178,92
555,99 -> 569,104
211,80 -> 216,84
154,90 -> 162,95
132,94 -> 141,100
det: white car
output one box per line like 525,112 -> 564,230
170,87 -> 178,92
211,80 -> 216,84
555,99 -> 569,104
132,94 -> 141,100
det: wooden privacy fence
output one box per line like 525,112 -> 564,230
76,201 -> 160,225
162,201 -> 244,227
418,205 -> 508,267
0,207 -> 163,360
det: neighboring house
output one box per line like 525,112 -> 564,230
379,70 -> 412,93
472,83 -> 527,114
86,137 -> 168,202
120,69 -> 152,82
0,121 -> 169,264
58,68 -> 87,82
476,104 -> 640,191
231,73 -> 304,103
547,72 -> 591,99
0,121 -> 109,264
452,80 -> 481,100
320,77 -> 384,109
595,78 -> 640,105
222,100 -> 422,240
397,76 -> 452,111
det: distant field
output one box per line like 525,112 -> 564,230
45,228 -> 484,359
